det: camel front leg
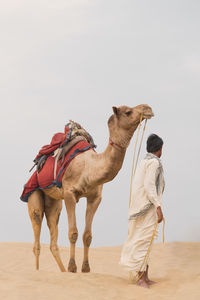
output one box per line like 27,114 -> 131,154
82,190 -> 102,273
64,192 -> 78,273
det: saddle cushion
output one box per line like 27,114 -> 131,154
34,132 -> 69,161
20,140 -> 93,202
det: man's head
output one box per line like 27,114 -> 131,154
146,134 -> 163,158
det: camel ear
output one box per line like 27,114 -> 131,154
112,106 -> 118,115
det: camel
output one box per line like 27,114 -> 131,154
27,104 -> 154,273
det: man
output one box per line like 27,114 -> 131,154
120,134 -> 165,288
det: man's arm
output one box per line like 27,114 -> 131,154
156,206 -> 163,223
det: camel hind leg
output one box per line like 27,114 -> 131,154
44,195 -> 66,272
28,190 -> 44,270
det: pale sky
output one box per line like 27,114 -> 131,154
0,0 -> 200,247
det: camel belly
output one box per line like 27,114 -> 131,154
43,186 -> 64,200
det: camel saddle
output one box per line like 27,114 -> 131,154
20,121 -> 96,202
30,120 -> 96,173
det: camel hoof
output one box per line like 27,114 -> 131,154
68,258 -> 77,273
81,261 -> 90,273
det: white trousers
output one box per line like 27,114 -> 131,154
120,206 -> 158,275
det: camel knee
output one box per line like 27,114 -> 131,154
32,209 -> 43,225
69,231 -> 78,244
83,231 -> 92,247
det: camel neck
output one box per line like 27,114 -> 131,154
91,122 -> 137,185
94,141 -> 126,185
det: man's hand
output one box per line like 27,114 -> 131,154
157,206 -> 163,223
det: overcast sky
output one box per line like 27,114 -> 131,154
0,0 -> 200,248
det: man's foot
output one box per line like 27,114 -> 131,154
136,278 -> 150,289
145,265 -> 157,285
146,279 -> 157,285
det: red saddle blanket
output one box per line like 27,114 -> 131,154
20,140 -> 93,202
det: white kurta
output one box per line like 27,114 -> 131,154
120,155 -> 165,275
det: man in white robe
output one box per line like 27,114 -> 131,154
120,134 -> 165,288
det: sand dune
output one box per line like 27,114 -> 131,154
0,242 -> 199,300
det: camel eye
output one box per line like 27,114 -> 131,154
125,111 -> 132,116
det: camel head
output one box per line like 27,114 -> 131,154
108,104 -> 154,147
110,104 -> 154,129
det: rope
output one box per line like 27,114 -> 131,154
162,217 -> 165,243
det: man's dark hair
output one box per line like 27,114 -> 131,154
146,134 -> 163,153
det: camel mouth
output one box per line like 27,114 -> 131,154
143,112 -> 154,119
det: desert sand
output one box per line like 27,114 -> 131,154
0,242 -> 199,300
